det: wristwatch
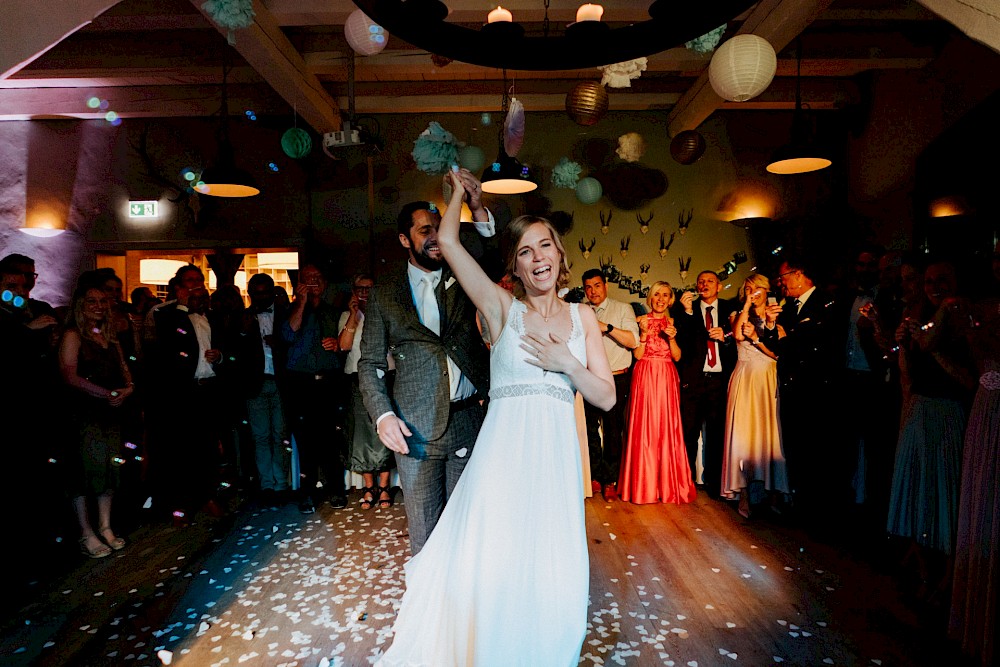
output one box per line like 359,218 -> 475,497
605,323 -> 614,335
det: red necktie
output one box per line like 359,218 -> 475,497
705,305 -> 717,367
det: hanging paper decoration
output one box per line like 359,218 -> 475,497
411,122 -> 460,175
709,35 -> 777,102
615,132 -> 646,163
597,58 -> 648,88
345,9 -> 388,56
670,130 -> 706,165
458,145 -> 485,173
576,177 -> 603,204
566,81 -> 609,126
503,98 -> 525,157
685,25 -> 727,54
281,127 -> 312,158
551,158 -> 583,189
201,0 -> 254,44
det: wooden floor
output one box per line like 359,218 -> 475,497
0,490 -> 971,666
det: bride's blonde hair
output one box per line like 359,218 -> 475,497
503,215 -> 571,297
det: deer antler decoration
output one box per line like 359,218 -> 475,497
578,237 -> 597,260
639,263 -> 650,280
636,211 -> 654,235
599,209 -> 613,236
678,256 -> 692,281
658,230 -> 675,258
619,235 -> 631,259
678,208 -> 693,235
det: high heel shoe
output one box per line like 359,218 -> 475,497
79,536 -> 112,559
358,486 -> 375,510
99,526 -> 126,551
376,486 -> 394,509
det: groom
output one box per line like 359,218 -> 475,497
359,170 -> 494,555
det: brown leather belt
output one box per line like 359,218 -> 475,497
612,369 -> 628,376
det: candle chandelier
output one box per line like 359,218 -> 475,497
349,0 -> 757,71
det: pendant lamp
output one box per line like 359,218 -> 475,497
480,73 -> 536,195
195,57 -> 260,197
766,40 -> 831,175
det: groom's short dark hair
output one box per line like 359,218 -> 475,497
397,201 -> 437,236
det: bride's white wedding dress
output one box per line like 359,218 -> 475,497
376,299 -> 589,667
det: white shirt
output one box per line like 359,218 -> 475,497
256,308 -> 275,375
184,309 -> 216,380
700,299 -> 721,373
794,286 -> 817,314
406,262 -> 476,401
592,297 -> 640,373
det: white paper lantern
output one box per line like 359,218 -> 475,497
708,35 -> 776,102
345,10 -> 387,56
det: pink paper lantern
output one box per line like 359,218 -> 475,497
345,10 -> 387,56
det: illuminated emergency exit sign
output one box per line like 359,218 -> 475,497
128,201 -> 158,218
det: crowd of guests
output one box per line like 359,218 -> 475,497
2,237 -> 997,665
578,243 -> 999,666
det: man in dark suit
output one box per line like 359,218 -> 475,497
760,256 -> 841,520
359,169 -> 494,555
150,266 -> 226,523
237,273 -> 289,509
674,270 -> 738,498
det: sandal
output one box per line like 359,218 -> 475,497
377,486 -> 393,509
359,486 -> 376,510
79,536 -> 112,559
99,526 -> 126,550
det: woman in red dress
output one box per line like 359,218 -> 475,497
619,281 -> 696,504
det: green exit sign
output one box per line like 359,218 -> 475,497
128,201 -> 158,218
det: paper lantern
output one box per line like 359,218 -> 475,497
575,177 -> 603,204
281,127 -> 312,158
565,81 -> 609,126
345,9 -> 387,56
458,145 -> 485,173
670,130 -> 706,165
708,35 -> 776,102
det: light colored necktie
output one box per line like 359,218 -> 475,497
419,275 -> 440,335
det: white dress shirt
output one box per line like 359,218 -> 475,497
184,309 -> 216,380
256,308 -> 275,375
593,297 -> 640,373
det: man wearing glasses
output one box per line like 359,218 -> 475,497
0,253 -> 57,332
761,257 -> 842,527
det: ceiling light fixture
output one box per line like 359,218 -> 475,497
766,40 -> 831,175
350,0 -> 756,71
195,55 -> 260,198
481,72 -> 537,195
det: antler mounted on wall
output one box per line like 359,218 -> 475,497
619,235 -> 631,259
659,230 -> 675,258
678,256 -> 692,281
636,211 -> 654,235
578,237 -> 597,260
678,208 -> 693,235
599,209 -> 613,236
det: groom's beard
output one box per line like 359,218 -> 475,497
410,243 -> 444,272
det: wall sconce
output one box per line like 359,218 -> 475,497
21,208 -> 66,237
929,196 -> 969,218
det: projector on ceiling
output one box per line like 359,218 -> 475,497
322,121 -> 365,157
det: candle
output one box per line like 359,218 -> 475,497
576,3 -> 604,22
487,6 -> 513,23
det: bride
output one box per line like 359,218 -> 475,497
376,171 -> 615,666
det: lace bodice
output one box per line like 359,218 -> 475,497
488,300 -> 586,404
640,316 -> 674,360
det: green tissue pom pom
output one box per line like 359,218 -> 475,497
281,128 -> 312,159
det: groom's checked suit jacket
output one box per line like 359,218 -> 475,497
358,267 -> 489,442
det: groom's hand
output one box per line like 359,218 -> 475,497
378,415 -> 413,455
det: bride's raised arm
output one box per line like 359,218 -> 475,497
438,170 -> 512,340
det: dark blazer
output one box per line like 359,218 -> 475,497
235,306 -> 288,398
767,288 -> 839,390
151,303 -> 221,389
673,297 -> 738,388
358,267 -> 489,443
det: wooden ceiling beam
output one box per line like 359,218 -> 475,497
190,0 -> 341,133
666,0 -> 836,136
